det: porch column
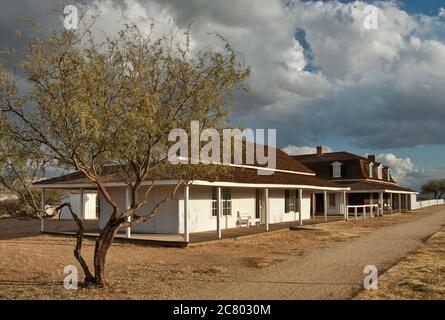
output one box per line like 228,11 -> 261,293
312,193 -> 316,219
323,191 -> 328,222
40,189 -> 46,232
390,194 -> 393,214
216,187 -> 222,239
398,193 -> 402,213
265,188 -> 269,231
184,185 -> 190,242
298,189 -> 303,226
344,191 -> 348,221
79,188 -> 85,220
125,186 -> 131,238
370,193 -> 374,217
405,194 -> 409,212
379,192 -> 384,216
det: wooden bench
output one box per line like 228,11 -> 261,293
237,211 -> 251,228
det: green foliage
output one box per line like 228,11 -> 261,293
421,179 -> 445,199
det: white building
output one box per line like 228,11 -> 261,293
59,192 -> 98,220
33,148 -> 351,240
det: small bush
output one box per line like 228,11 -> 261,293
0,199 -> 26,215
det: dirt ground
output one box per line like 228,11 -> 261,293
355,228 -> 445,300
0,207 -> 440,299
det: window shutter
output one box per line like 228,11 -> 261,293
296,190 -> 300,212
285,190 -> 290,213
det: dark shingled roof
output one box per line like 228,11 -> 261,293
33,145 -> 351,190
33,164 -> 348,189
292,151 -> 396,183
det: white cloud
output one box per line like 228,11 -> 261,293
3,0 -> 445,151
282,145 -> 331,156
439,8 -> 445,18
377,153 -> 418,187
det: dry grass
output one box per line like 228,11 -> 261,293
0,207 -> 440,300
355,227 -> 445,300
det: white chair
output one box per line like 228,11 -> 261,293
237,211 -> 251,227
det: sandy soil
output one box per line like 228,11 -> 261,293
355,228 -> 445,300
0,206 -> 443,299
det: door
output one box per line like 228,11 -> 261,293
315,193 -> 324,214
255,189 -> 263,224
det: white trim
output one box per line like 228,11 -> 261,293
176,156 -> 316,176
191,180 -> 350,191
225,162 -> 315,176
333,178 -> 397,185
346,189 -> 418,195
34,179 -> 351,191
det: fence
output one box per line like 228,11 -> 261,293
411,199 -> 444,210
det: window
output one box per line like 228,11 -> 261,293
330,162 -> 343,178
222,187 -> 232,216
211,187 -> 218,216
285,189 -> 300,213
329,193 -> 336,208
212,187 -> 232,216
368,162 -> 374,178
377,165 -> 383,179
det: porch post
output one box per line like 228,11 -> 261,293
405,194 -> 409,212
265,188 -> 269,231
216,187 -> 222,239
125,186 -> 131,238
298,189 -> 303,226
40,189 -> 46,232
398,193 -> 402,213
379,192 -> 384,216
370,193 -> 374,217
390,194 -> 393,214
323,191 -> 328,222
312,193 -> 316,219
184,185 -> 190,242
79,188 -> 85,220
344,191 -> 348,221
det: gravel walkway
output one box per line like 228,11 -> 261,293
188,207 -> 445,299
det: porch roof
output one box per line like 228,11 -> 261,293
338,180 -> 417,194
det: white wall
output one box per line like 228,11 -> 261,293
268,189 -> 311,223
411,196 -> 444,210
60,193 -> 97,220
98,185 -> 180,233
99,185 -> 327,234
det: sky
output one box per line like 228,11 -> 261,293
1,0 -> 444,190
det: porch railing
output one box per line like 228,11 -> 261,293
347,204 -> 379,220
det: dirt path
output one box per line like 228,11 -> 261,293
186,208 -> 445,299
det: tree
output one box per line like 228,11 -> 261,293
0,20 -> 249,287
421,179 -> 445,199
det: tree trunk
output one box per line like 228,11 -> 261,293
92,223 -> 120,287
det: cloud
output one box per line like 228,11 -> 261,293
2,0 -> 445,152
376,153 -> 436,189
282,145 -> 331,156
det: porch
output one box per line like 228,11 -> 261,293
41,215 -> 343,247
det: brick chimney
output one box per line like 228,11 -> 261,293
368,155 -> 376,163
316,146 -> 325,156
